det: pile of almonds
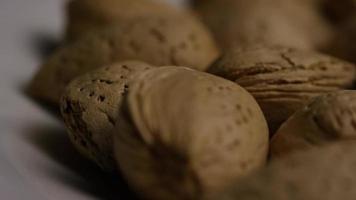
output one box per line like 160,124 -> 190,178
28,0 -> 356,199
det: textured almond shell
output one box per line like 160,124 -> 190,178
29,15 -> 219,105
114,67 -> 269,200
66,0 -> 179,41
60,61 -> 152,170
270,90 -> 356,158
211,141 -> 356,200
194,0 -> 332,49
208,45 -> 356,133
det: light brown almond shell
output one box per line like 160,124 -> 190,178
60,61 -> 152,171
271,90 -> 356,158
65,0 -> 179,41
211,141 -> 356,200
29,16 -> 219,105
208,45 -> 356,133
114,67 -> 269,200
194,0 -> 332,49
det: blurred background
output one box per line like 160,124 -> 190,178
0,0 -> 186,200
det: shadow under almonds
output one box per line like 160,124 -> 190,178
19,81 -> 62,119
25,124 -> 138,200
28,30 -> 61,60
20,29 -> 63,119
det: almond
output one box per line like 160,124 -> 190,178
208,45 -> 356,133
60,61 -> 152,171
211,141 -> 356,200
271,90 -> 356,158
65,0 -> 180,41
193,0 -> 332,49
29,16 -> 219,105
114,67 -> 269,200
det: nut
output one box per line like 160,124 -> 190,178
114,67 -> 269,200
271,90 -> 356,158
193,0 -> 332,49
208,45 -> 356,133
60,61 -> 152,171
211,141 -> 356,200
65,0 -> 180,41
29,16 -> 219,105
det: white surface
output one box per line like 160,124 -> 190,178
0,0 -> 187,199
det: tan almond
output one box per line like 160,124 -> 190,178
114,67 -> 269,200
270,90 -> 356,158
29,16 -> 219,105
210,141 -> 356,200
65,0 -> 180,41
193,0 -> 332,49
60,61 -> 152,171
208,45 -> 356,133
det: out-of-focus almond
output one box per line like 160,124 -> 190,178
29,16 -> 219,105
193,0 -> 332,49
271,90 -> 356,158
210,141 -> 356,200
65,0 -> 180,41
